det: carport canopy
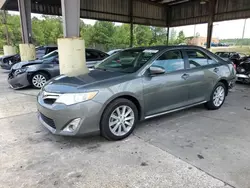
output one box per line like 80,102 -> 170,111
1,0 -> 250,48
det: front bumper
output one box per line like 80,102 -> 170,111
236,74 -> 249,79
8,72 -> 31,89
37,94 -> 103,136
0,61 -> 11,70
228,77 -> 236,89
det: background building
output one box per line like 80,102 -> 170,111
187,37 -> 220,47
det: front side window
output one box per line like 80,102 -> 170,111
186,49 -> 216,68
96,49 -> 158,73
151,50 -> 184,73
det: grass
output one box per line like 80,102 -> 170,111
210,46 -> 250,55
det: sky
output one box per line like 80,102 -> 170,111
9,11 -> 250,39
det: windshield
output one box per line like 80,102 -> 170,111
96,49 -> 158,73
40,50 -> 58,60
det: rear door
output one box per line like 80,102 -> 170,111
182,48 -> 221,103
143,49 -> 190,116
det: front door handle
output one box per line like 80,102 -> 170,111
181,73 -> 189,80
213,67 -> 219,73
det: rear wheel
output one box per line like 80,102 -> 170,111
205,82 -> 226,110
31,72 -> 49,89
100,98 -> 138,140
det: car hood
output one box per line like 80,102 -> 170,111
0,54 -> 17,59
44,69 -> 127,93
12,59 -> 44,69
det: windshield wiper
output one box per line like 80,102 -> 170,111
95,67 -> 107,71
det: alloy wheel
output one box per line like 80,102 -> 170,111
32,74 -> 47,88
213,86 -> 225,107
109,105 -> 135,136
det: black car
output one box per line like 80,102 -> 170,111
215,51 -> 247,64
8,49 -> 109,89
0,45 -> 58,70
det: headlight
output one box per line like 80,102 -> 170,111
55,91 -> 98,105
14,67 -> 27,76
239,68 -> 245,73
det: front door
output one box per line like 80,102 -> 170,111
143,50 -> 189,116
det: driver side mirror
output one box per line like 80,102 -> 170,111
149,66 -> 165,75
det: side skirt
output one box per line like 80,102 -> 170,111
145,101 -> 207,120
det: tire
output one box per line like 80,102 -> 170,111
205,82 -> 226,110
100,98 -> 138,141
31,72 -> 49,89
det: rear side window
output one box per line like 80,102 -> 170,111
86,50 -> 100,60
99,52 -> 108,59
47,47 -> 57,54
186,49 -> 217,68
152,50 -> 184,73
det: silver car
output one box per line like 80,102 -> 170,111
37,46 -> 236,140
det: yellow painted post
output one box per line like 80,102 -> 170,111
19,43 -> 36,61
3,45 -> 16,56
57,37 -> 88,76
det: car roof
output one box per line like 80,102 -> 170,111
215,51 -> 237,53
50,49 -> 106,54
125,45 -> 207,51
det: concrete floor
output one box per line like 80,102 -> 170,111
0,69 -> 249,188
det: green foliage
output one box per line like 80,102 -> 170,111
176,31 -> 186,44
32,15 -> 63,46
0,11 -> 22,48
0,12 -> 189,52
220,38 -> 250,46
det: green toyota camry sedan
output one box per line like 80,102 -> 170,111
37,45 -> 236,140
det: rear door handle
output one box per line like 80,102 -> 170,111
213,67 -> 219,73
181,73 -> 189,80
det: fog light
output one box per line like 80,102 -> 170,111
63,118 -> 81,133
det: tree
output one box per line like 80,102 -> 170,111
150,27 -> 168,45
169,28 -> 177,45
176,31 -> 186,44
89,21 -> 116,51
112,24 -> 130,49
134,25 -> 153,46
80,20 -> 94,47
32,15 -> 63,46
0,13 -> 194,52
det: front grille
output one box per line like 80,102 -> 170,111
40,113 -> 56,129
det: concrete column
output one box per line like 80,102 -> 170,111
58,0 -> 88,76
129,0 -> 134,47
3,45 -> 16,56
17,0 -> 32,43
58,38 -> 88,75
18,0 -> 35,61
166,27 -> 169,45
206,0 -> 216,49
61,0 -> 80,37
19,44 -> 36,61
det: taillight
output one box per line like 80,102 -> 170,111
233,63 -> 236,70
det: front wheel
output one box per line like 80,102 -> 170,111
205,82 -> 226,110
100,98 -> 138,140
31,72 -> 49,89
